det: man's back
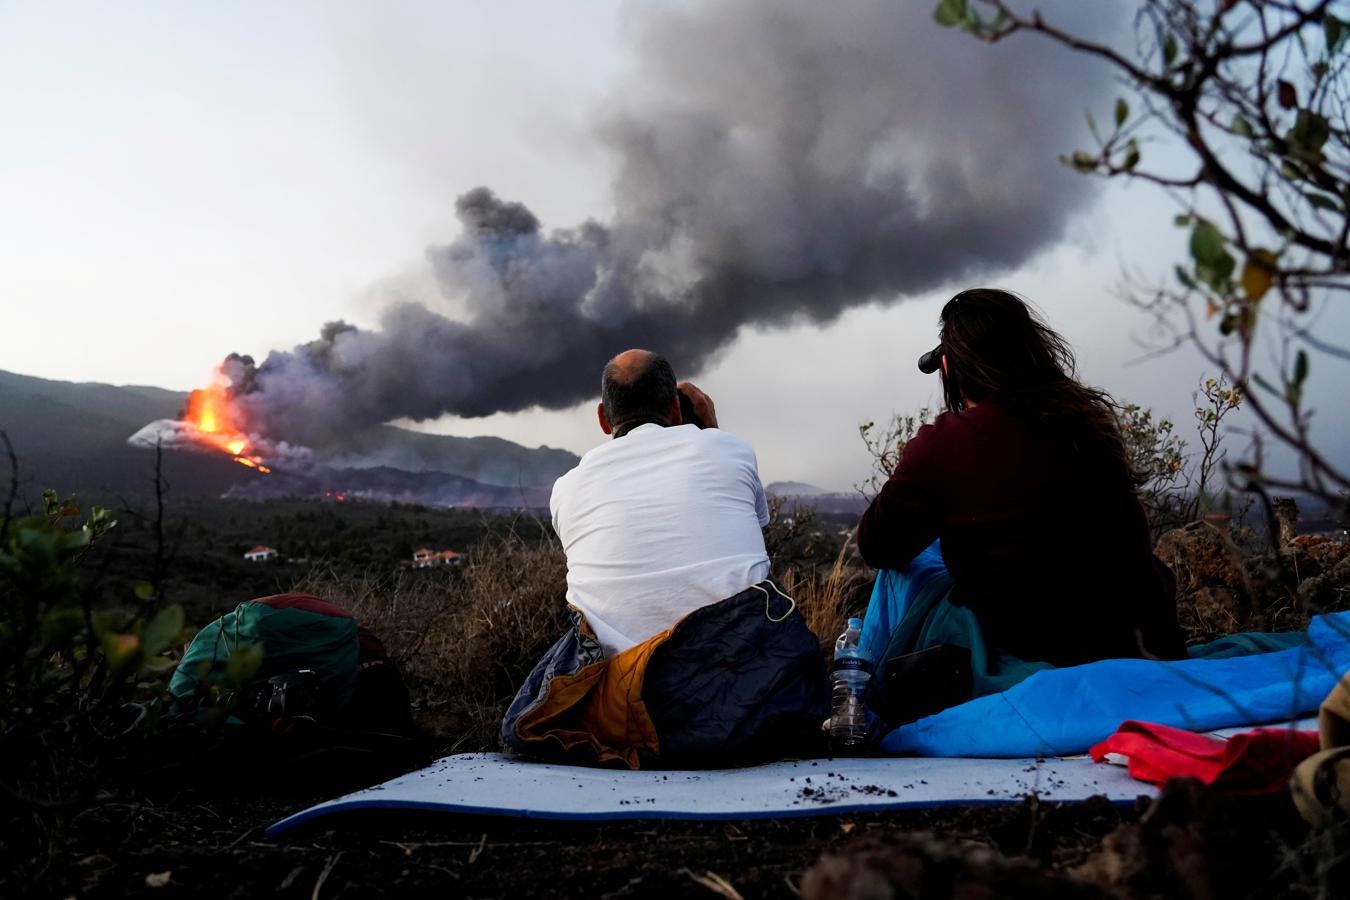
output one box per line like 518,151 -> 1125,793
550,422 -> 770,656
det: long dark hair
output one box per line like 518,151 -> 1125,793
938,288 -> 1142,488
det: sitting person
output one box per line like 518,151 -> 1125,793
501,349 -> 826,768
856,289 -> 1186,725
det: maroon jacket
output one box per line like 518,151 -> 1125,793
857,402 -> 1185,666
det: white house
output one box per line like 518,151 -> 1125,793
243,546 -> 278,562
412,549 -> 461,568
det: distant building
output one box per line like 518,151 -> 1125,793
243,546 -> 278,562
412,549 -> 461,568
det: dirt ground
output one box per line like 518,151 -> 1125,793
12,788 -> 1128,898
9,755 -> 1346,900
8,527 -> 1348,898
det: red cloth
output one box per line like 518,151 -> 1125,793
1091,720 -> 1320,795
251,592 -> 353,619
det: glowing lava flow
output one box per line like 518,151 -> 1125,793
184,382 -> 272,474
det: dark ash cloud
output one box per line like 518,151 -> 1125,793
231,0 -> 1118,444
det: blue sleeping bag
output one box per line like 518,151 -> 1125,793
863,545 -> 1345,757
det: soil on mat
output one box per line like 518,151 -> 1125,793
9,767 -> 1346,899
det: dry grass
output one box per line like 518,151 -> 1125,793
295,525 -> 872,752
781,541 -> 873,653
1158,522 -> 1350,643
295,526 -> 570,751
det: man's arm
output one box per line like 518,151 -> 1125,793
752,465 -> 770,527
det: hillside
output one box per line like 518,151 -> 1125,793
767,480 -> 868,517
0,369 -> 576,505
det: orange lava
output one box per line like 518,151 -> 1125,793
184,378 -> 269,475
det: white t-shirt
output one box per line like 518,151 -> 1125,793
550,423 -> 772,657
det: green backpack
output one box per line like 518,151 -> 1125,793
170,592 -> 410,734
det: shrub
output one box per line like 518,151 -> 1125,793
1,483 -> 187,874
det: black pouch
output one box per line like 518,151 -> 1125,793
871,644 -> 973,728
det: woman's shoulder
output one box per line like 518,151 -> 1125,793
923,403 -> 1020,439
907,404 -> 1044,465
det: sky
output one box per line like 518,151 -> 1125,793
2,1 -> 1345,492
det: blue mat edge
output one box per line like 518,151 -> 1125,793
264,786 -> 1156,837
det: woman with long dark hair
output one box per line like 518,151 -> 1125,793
855,289 -> 1185,718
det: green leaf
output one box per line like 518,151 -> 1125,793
1174,214 -> 1192,227
1197,251 -> 1237,293
1067,150 -> 1097,173
1163,37 -> 1178,65
1114,98 -> 1129,126
141,605 -> 184,656
1287,110 -> 1331,160
134,580 -> 155,601
1189,220 -> 1226,266
101,632 -> 141,673
1294,349 -> 1309,387
933,0 -> 967,27
1305,191 -> 1342,212
92,609 -> 122,640
1231,114 -> 1253,138
1175,265 -> 1197,289
41,607 -> 85,648
226,643 -> 264,686
1122,139 -> 1140,170
142,655 -> 178,674
1327,15 -> 1346,54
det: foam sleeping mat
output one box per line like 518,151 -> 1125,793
266,751 -> 1156,835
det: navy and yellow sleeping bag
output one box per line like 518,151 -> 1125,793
501,581 -> 829,769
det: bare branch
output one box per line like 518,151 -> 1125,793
0,431 -> 17,549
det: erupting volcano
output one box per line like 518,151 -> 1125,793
129,373 -> 273,474
185,382 -> 273,474
123,365 -> 571,510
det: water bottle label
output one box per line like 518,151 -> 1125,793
831,656 -> 872,675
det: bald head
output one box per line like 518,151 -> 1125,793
600,349 -> 678,433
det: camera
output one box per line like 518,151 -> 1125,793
678,388 -> 706,428
917,344 -> 943,374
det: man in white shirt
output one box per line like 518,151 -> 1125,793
549,348 -> 772,657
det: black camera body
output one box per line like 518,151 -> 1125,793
678,390 -> 706,429
236,669 -> 323,724
917,344 -> 943,374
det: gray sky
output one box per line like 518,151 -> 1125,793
2,1 -> 1344,492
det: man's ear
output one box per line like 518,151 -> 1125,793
597,402 -> 614,435
668,395 -> 683,426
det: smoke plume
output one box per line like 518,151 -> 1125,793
232,0 -> 1119,443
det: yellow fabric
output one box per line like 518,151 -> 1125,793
1291,674 -> 1350,827
511,626 -> 673,770
1318,673 -> 1350,751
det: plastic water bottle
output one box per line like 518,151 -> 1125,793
830,617 -> 872,748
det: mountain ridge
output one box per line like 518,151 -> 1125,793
0,368 -> 576,505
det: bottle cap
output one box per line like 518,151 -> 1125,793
847,617 -> 863,629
